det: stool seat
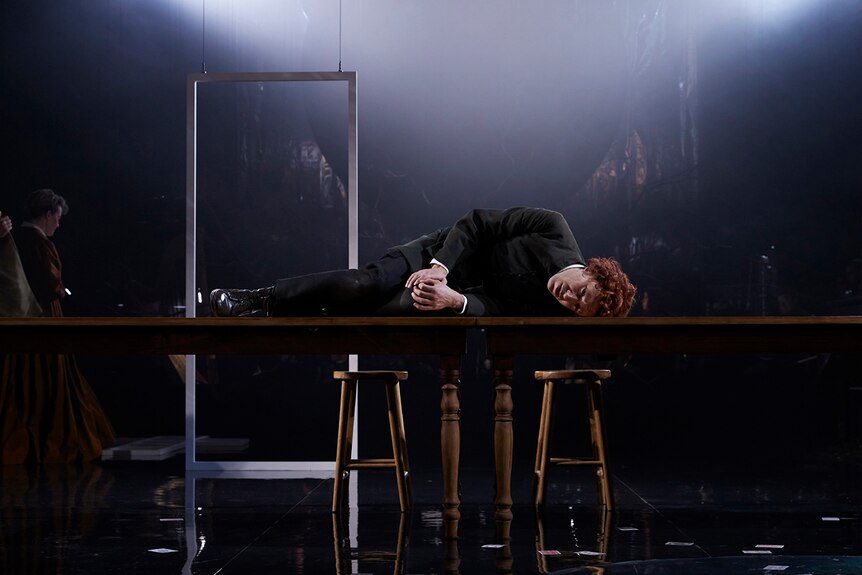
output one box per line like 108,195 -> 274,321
333,370 -> 408,381
534,369 -> 613,509
534,369 -> 611,382
332,370 -> 412,513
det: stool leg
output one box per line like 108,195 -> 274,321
343,381 -> 358,496
332,379 -> 357,513
534,380 -> 552,476
588,382 -> 612,510
385,378 -> 411,512
392,379 -> 413,508
535,379 -> 555,508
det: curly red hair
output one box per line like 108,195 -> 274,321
584,257 -> 637,317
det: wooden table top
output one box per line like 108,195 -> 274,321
1,316 -> 860,355
0,316 -> 474,355
477,315 -> 862,354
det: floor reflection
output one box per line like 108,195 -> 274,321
553,556 -> 862,575
1,450 -> 861,574
332,508 -> 409,574
1,463 -> 117,575
536,507 -> 611,573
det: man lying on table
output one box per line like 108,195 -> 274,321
211,207 -> 636,318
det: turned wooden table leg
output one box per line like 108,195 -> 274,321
493,355 -> 515,540
440,354 -> 461,539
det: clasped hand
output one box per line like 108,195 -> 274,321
405,265 -> 448,288
405,266 -> 461,311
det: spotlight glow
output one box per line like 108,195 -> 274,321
751,0 -> 815,23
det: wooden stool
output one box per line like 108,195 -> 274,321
534,369 -> 613,509
332,371 -> 412,513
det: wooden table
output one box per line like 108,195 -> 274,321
3,316 -> 861,540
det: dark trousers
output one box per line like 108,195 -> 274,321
272,252 -> 414,316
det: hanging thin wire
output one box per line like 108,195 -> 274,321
201,0 -> 207,73
338,0 -> 343,72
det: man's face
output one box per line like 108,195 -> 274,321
44,209 -> 62,237
547,267 -> 601,317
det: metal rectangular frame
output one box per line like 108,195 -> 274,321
185,71 -> 358,471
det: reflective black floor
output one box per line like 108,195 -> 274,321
2,444 -> 861,574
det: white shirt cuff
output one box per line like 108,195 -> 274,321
430,258 -> 450,273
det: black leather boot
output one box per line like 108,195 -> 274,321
210,287 -> 274,317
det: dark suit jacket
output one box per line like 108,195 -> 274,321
13,226 -> 65,316
389,207 -> 585,316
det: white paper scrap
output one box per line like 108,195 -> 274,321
665,541 -> 694,546
756,544 -> 784,549
148,548 -> 179,554
159,518 -> 183,522
617,526 -> 639,532
743,550 -> 772,554
763,566 -> 789,572
577,550 -> 603,557
822,516 -> 840,522
482,544 -> 505,549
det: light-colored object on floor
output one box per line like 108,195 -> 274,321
332,370 -> 412,513
534,369 -> 613,509
101,436 -> 249,461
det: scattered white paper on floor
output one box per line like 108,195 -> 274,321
577,550 -> 603,556
617,526 -> 639,532
159,518 -> 183,522
822,516 -> 840,522
148,548 -> 179,554
763,566 -> 789,571
756,544 -> 784,549
482,544 -> 505,549
665,541 -> 694,546
538,550 -> 562,556
743,550 -> 772,554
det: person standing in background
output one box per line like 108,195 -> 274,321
1,189 -> 115,464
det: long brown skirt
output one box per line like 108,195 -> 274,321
1,354 -> 115,465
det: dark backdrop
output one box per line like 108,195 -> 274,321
3,0 -> 861,465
